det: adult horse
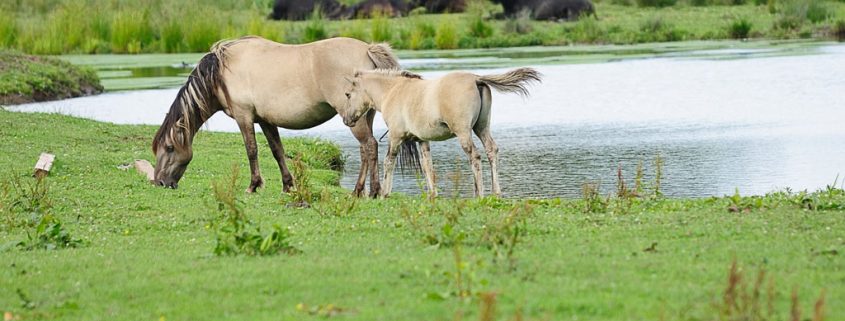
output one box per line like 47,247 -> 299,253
152,36 -> 414,197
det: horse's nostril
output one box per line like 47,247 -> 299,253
170,182 -> 178,189
157,180 -> 165,186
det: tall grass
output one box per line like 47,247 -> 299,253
434,18 -> 459,49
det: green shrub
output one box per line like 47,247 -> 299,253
0,11 -> 17,48
568,18 -> 604,43
468,15 -> 494,38
17,213 -> 83,251
637,0 -> 677,8
184,9 -> 223,52
729,17 -> 753,39
370,13 -> 393,43
836,20 -> 845,41
303,9 -> 328,43
806,0 -> 832,23
435,19 -> 458,49
110,10 -> 154,53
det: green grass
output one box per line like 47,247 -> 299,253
0,50 -> 102,104
1,110 -> 843,320
1,1 -> 845,54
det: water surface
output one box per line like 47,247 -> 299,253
15,41 -> 845,198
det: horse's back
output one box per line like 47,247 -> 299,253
217,37 -> 378,129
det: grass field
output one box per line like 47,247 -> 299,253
1,110 -> 843,320
1,0 -> 844,54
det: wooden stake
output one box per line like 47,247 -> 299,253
33,153 -> 55,178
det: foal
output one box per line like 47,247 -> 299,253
342,68 -> 541,197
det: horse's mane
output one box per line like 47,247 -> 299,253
152,38 -> 243,154
356,68 -> 423,79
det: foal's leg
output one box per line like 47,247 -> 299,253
259,122 -> 293,193
349,110 -> 380,198
474,127 -> 501,197
236,118 -> 263,193
456,131 -> 484,197
419,141 -> 437,198
381,135 -> 403,197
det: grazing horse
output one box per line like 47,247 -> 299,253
152,36 -> 415,197
342,68 -> 541,197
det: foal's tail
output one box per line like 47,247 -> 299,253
476,68 -> 542,97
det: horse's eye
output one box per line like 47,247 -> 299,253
166,145 -> 174,153
345,92 -> 351,98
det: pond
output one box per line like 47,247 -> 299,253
12,40 -> 845,198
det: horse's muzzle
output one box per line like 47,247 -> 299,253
157,180 -> 178,189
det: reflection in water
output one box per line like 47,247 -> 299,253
11,43 -> 845,198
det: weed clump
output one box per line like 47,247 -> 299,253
1,176 -> 83,250
710,260 -> 826,321
637,0 -> 678,8
211,165 -> 299,256
729,17 -> 753,39
435,18 -> 459,49
303,8 -> 328,43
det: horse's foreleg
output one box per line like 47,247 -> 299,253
474,127 -> 501,197
237,119 -> 263,193
457,132 -> 484,197
382,136 -> 402,197
349,113 -> 379,198
419,141 -> 437,198
259,122 -> 293,193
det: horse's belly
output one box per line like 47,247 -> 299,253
414,123 -> 455,141
258,102 -> 336,130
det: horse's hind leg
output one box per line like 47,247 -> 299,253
236,118 -> 263,193
456,131 -> 484,197
259,121 -> 293,193
349,110 -> 380,198
474,127 -> 501,197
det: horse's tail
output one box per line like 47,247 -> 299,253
476,68 -> 542,97
367,43 -> 400,69
367,43 -> 422,173
152,39 -> 238,153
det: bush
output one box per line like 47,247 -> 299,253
110,10 -> 154,53
729,17 -> 753,39
637,0 -> 677,8
303,9 -> 328,43
836,20 -> 845,41
468,15 -> 494,38
435,19 -> 459,49
806,0 -> 832,23
370,13 -> 393,43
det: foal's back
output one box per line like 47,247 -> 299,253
386,72 -> 485,141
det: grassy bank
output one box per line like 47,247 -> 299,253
0,51 -> 102,105
1,110 -> 843,320
1,0 -> 844,54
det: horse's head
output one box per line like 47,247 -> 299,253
342,74 -> 374,127
152,119 -> 194,189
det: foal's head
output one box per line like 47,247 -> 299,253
341,74 -> 375,127
341,69 -> 422,127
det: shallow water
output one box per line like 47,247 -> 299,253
14,41 -> 845,198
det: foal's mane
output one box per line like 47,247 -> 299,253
152,38 -> 244,153
356,69 -> 423,80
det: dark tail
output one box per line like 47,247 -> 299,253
367,43 -> 422,174
476,68 -> 542,97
